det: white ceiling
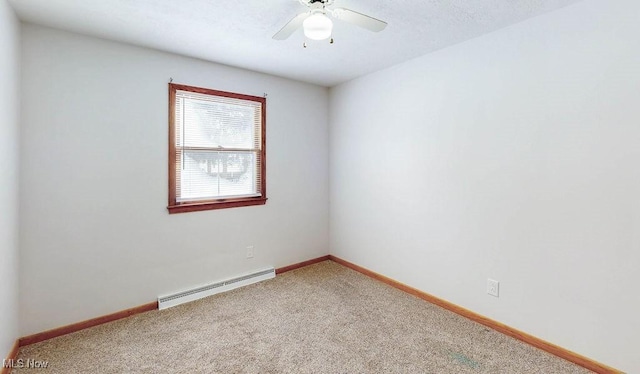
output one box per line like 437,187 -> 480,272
8,0 -> 583,87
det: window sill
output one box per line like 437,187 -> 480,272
167,197 -> 267,214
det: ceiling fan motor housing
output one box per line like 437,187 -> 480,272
309,2 -> 326,13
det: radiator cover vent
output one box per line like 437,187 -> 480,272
158,267 -> 275,309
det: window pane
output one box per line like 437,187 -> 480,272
177,91 -> 260,149
178,150 -> 257,201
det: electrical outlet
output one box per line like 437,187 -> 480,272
487,279 -> 499,297
246,245 -> 254,259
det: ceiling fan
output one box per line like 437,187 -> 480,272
273,0 -> 387,45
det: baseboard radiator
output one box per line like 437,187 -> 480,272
158,267 -> 275,310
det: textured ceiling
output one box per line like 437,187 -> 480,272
8,0 -> 584,87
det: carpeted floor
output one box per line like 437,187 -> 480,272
13,261 -> 591,373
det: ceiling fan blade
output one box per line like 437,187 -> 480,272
273,12 -> 310,40
331,8 -> 387,32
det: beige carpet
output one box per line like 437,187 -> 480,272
13,261 -> 591,373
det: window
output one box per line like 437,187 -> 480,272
168,83 -> 266,214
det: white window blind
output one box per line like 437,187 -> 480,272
173,89 -> 263,202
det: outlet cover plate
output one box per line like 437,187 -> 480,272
487,278 -> 499,297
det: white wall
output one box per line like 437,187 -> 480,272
0,0 -> 20,359
330,0 -> 640,371
19,24 -> 329,336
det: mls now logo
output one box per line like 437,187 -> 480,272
3,358 -> 50,368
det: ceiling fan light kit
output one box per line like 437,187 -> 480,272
273,0 -> 387,46
303,12 -> 333,40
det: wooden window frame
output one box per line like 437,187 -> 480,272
167,83 -> 267,214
